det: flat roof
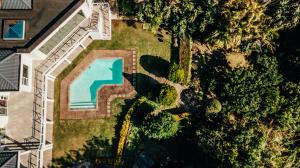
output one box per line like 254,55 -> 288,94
0,0 -> 80,49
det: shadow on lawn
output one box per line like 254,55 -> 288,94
124,72 -> 162,100
52,136 -> 113,168
140,55 -> 170,78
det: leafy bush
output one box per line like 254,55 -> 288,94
156,84 -> 178,106
205,99 -> 222,114
142,111 -> 179,140
168,63 -> 185,84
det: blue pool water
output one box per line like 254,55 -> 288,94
69,58 -> 123,109
3,20 -> 25,40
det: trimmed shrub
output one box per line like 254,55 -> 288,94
168,63 -> 185,84
142,111 -> 179,140
179,37 -> 192,85
156,84 -> 178,106
205,99 -> 222,114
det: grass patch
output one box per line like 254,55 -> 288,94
53,21 -> 171,159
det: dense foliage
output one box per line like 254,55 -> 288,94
194,53 -> 300,167
136,0 -> 300,51
156,84 -> 177,106
168,63 -> 184,84
116,0 -> 300,167
137,0 -> 201,36
142,111 -> 179,140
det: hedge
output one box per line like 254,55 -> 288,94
168,63 -> 185,84
179,36 -> 192,85
115,98 -> 145,165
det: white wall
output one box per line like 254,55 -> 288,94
0,116 -> 8,128
19,54 -> 33,92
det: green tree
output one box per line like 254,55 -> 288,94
137,0 -> 171,32
142,111 -> 179,140
196,0 -> 300,51
205,99 -> 222,114
156,84 -> 178,106
168,63 -> 184,84
193,54 -> 297,167
138,0 -> 202,36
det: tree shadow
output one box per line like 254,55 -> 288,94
124,72 -> 162,101
140,55 -> 170,78
125,20 -> 139,28
52,136 -> 113,167
170,35 -> 180,63
277,25 -> 300,82
131,99 -> 157,126
193,50 -> 229,94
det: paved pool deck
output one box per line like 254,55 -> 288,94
60,50 -> 136,119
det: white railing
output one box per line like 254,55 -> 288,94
31,3 -> 111,167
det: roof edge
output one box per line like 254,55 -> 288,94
16,0 -> 84,53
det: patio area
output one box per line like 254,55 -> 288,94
60,50 -> 136,120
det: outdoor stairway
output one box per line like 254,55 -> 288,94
90,10 -> 99,30
101,3 -> 111,36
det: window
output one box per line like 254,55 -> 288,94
22,64 -> 29,85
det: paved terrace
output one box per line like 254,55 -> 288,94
60,50 -> 136,120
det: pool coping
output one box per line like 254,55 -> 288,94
60,50 -> 136,119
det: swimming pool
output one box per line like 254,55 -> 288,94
3,20 -> 25,40
69,58 -> 123,109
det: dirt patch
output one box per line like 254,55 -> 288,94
226,52 -> 249,68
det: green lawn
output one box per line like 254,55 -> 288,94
53,21 -> 171,159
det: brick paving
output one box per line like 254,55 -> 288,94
60,50 -> 136,119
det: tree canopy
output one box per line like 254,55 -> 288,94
142,111 -> 179,140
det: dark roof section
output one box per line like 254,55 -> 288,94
0,49 -> 14,61
0,152 -> 18,168
0,0 -> 81,49
19,0 -> 84,53
1,0 -> 32,9
0,53 -> 20,91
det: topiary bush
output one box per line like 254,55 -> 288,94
156,84 -> 178,106
142,111 -> 179,140
205,99 -> 222,115
168,63 -> 185,84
